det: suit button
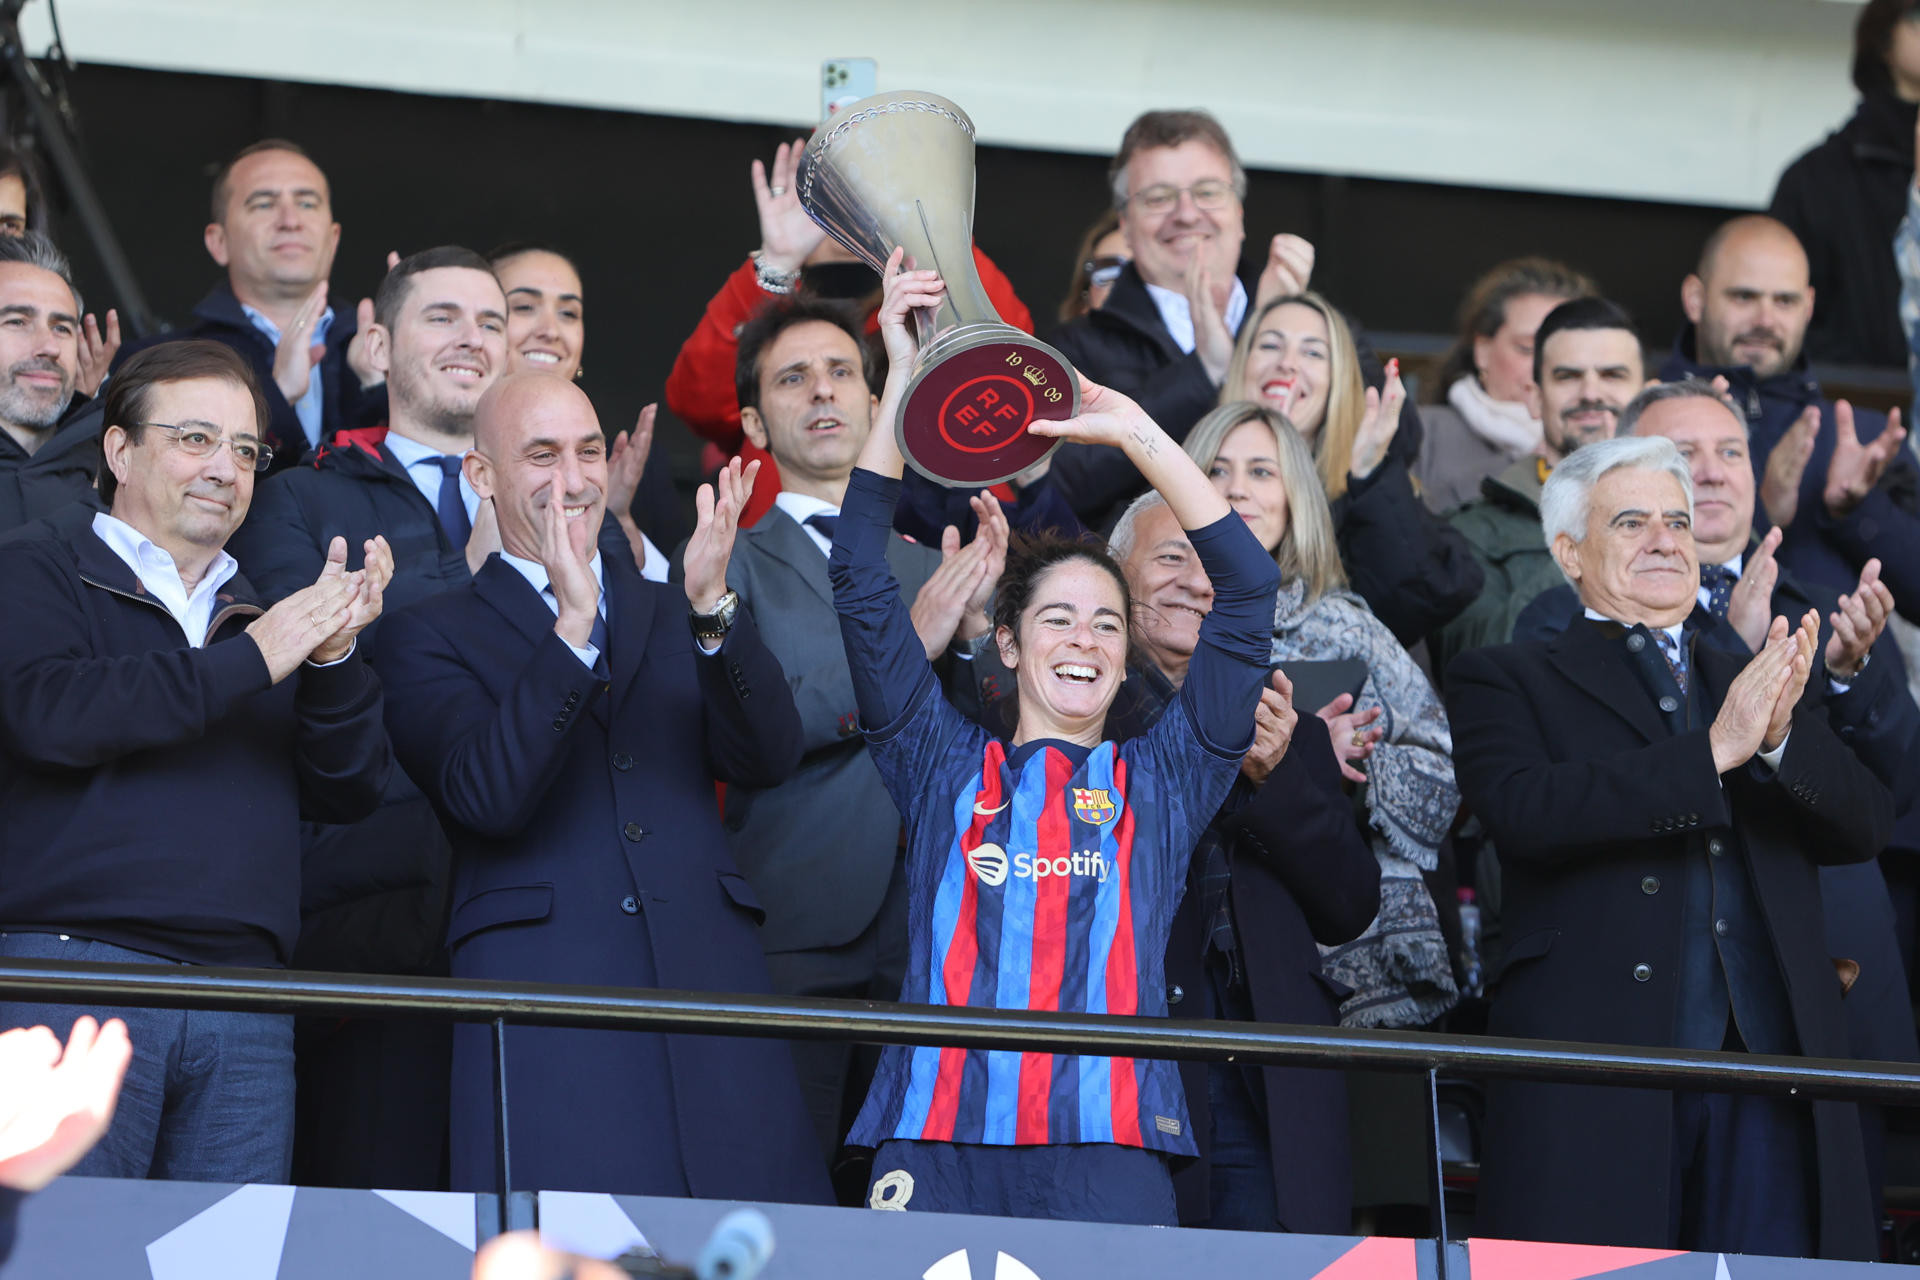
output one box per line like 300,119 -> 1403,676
623,822 -> 646,841
1708,838 -> 1725,857
1686,813 -> 1698,824
1167,984 -> 1184,1006
551,719 -> 565,732
1715,919 -> 1729,937
612,752 -> 633,771
1627,634 -> 1646,653
1641,876 -> 1660,895
620,895 -> 640,915
1658,695 -> 1679,713
1633,963 -> 1653,982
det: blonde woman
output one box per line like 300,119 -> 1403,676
1225,293 -> 1481,645
1184,400 -> 1460,1030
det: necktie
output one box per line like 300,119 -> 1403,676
1700,563 -> 1738,619
804,512 -> 839,547
431,455 -> 471,548
545,585 -> 609,654
1654,629 -> 1689,694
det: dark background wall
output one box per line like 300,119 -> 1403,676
33,62 -> 1747,499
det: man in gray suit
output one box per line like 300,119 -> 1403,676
715,296 -> 1002,1186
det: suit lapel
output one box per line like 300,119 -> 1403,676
1545,617 -> 1667,744
604,554 -> 657,715
472,556 -> 558,649
749,508 -> 834,610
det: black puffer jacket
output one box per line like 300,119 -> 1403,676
1770,89 -> 1917,368
0,395 -> 102,535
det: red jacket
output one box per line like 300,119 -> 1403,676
666,248 -> 1034,526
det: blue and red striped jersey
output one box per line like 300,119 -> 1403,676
847,690 -> 1241,1156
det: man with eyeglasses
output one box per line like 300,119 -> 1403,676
111,139 -> 387,476
0,338 -> 393,1186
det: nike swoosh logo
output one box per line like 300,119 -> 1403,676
973,800 -> 1010,817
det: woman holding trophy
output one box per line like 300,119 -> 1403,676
827,250 -> 1279,1223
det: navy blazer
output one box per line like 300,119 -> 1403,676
374,550 -> 827,1203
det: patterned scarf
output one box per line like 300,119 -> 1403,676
1272,579 -> 1461,1029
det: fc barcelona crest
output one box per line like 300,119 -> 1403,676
1072,788 -> 1115,825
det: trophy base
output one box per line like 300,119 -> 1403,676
896,326 -> 1080,488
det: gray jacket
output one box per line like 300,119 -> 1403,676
1412,403 -> 1526,517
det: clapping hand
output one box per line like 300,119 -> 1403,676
1710,609 -> 1817,773
272,281 -> 329,405
1253,233 -> 1315,312
608,403 -> 656,574
76,309 -> 120,396
1241,668 -> 1300,786
909,492 -> 1010,660
1350,358 -> 1405,480
246,542 -> 364,682
344,251 -> 403,390
683,456 -> 759,616
752,139 -> 826,279
1316,691 -> 1384,784
309,535 -> 392,664
1723,526 -> 1782,653
1184,250 -> 1236,384
1759,404 -> 1818,529
0,1017 -> 132,1192
1827,558 -> 1894,679
1825,401 -> 1906,518
538,472 -> 601,650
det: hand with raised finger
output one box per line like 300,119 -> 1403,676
1724,525 -> 1781,653
0,1016 -> 133,1192
1185,254 -> 1235,383
1827,558 -> 1892,679
1241,669 -> 1299,786
1315,693 -> 1385,784
683,456 -> 760,614
1253,233 -> 1315,312
345,295 -> 384,389
76,309 -> 121,396
752,137 -> 826,278
272,280 -> 329,405
1825,402 -> 1906,517
1350,358 -> 1405,480
1760,404 -> 1818,529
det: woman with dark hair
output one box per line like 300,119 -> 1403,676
1225,291 -> 1484,645
1771,0 -> 1920,368
1056,209 -> 1128,324
830,250 -> 1277,1224
1413,257 -> 1594,515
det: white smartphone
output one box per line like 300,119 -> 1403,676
821,58 -> 877,120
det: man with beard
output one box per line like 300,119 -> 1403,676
1430,297 -> 1644,682
712,296 -> 1004,1190
113,140 -> 385,473
0,233 -> 96,532
1659,215 -> 1920,624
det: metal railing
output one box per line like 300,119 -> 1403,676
3,956 -> 1918,1276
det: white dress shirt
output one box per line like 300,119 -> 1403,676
383,429 -> 482,526
773,491 -> 839,557
92,512 -> 238,647
500,548 -> 606,670
1143,276 -> 1249,355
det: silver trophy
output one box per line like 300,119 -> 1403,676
798,90 -> 1079,488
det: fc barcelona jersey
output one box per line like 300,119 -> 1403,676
847,690 -> 1243,1156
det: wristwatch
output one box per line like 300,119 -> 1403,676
751,250 -> 799,295
690,589 -> 740,647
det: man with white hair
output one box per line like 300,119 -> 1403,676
1446,435 -> 1890,1261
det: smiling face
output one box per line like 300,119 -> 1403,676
468,373 -> 607,562
375,266 -> 508,443
739,319 -> 875,502
204,148 -> 339,302
998,556 -> 1131,743
105,376 -> 258,559
1532,326 -> 1644,461
1118,140 -> 1244,294
1554,465 -> 1698,628
1239,302 -> 1331,440
0,262 -> 78,436
1473,291 -> 1565,406
1684,221 -> 1813,380
496,250 -> 584,381
1205,417 -> 1290,554
1120,502 -> 1214,681
1627,397 -> 1752,568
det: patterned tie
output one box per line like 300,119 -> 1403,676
545,585 -> 609,654
1700,563 -> 1738,620
804,512 -> 839,547
1654,629 -> 1689,694
431,455 -> 471,547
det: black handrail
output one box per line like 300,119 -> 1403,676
1,956 -> 1917,1104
